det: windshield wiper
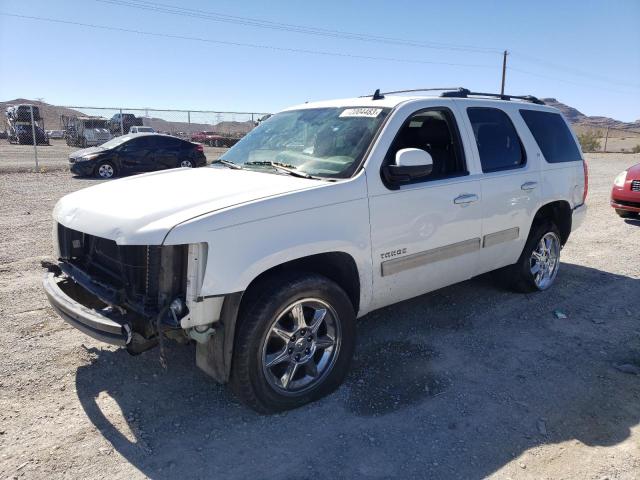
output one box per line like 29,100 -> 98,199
213,159 -> 243,169
244,161 -> 324,180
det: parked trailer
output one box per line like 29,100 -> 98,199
61,115 -> 112,148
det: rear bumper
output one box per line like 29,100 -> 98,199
572,203 -> 587,231
43,272 -> 131,346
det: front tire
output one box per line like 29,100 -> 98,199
616,209 -> 638,219
95,161 -> 116,179
229,273 -> 356,413
504,221 -> 562,293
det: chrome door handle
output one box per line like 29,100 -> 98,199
454,194 -> 479,205
521,181 -> 538,191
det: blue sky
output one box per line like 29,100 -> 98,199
1,0 -> 639,121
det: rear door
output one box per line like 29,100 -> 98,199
459,102 -> 542,274
150,136 -> 181,169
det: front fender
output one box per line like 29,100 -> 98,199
165,197 -> 374,316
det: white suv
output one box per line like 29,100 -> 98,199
43,88 -> 588,412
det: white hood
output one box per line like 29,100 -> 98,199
54,167 -> 323,244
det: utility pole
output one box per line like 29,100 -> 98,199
500,50 -> 508,96
30,105 -> 39,170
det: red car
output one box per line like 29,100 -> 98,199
611,162 -> 640,218
190,131 -> 239,147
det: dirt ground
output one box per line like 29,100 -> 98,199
0,139 -> 228,172
0,153 -> 639,480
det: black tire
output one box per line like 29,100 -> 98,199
501,221 -> 562,293
229,272 -> 356,413
94,161 -> 116,179
616,209 -> 638,219
178,159 -> 194,168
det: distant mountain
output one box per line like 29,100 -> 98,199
541,98 -> 640,131
142,116 -> 256,136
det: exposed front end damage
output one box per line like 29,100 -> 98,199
43,223 -> 223,359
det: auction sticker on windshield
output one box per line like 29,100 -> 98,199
339,108 -> 383,118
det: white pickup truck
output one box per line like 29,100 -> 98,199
44,88 -> 587,412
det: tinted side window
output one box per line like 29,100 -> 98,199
153,136 -> 180,148
124,137 -> 153,150
384,108 -> 467,184
467,108 -> 525,173
520,110 -> 582,163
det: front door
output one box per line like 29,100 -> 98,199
367,105 -> 483,310
119,137 -> 154,172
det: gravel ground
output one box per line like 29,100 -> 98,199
0,153 -> 639,480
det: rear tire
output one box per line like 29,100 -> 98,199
229,272 -> 356,413
501,221 -> 562,293
178,159 -> 194,168
616,209 -> 638,218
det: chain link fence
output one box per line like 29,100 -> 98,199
574,123 -> 640,153
2,102 -> 639,172
0,104 -> 271,172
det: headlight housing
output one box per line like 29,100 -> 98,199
83,153 -> 101,161
613,170 -> 627,187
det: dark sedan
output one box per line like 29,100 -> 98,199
68,133 -> 206,178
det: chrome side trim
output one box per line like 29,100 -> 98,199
381,238 -> 481,277
483,227 -> 520,248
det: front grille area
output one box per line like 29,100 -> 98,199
631,180 -> 640,192
57,223 -> 186,317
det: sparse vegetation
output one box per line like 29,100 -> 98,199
577,130 -> 602,152
632,144 -> 640,154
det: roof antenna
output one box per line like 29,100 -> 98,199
372,89 -> 384,100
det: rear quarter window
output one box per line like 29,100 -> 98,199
519,110 -> 582,163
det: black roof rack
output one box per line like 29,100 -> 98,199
366,87 -> 544,105
440,87 -> 545,105
366,87 -> 462,100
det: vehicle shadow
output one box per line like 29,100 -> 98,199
75,262 -> 640,479
624,218 -> 640,227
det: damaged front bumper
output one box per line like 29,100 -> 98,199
43,271 -> 132,346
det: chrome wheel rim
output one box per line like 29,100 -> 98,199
98,164 -> 114,178
530,232 -> 560,290
261,298 -> 341,395
180,160 -> 193,168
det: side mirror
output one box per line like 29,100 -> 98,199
383,148 -> 433,184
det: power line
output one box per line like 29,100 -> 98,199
100,1 -> 640,91
510,50 -> 640,90
95,0 -> 503,54
0,13 -> 498,69
508,66 -> 638,95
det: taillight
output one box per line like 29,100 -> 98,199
195,144 -> 204,152
582,159 -> 589,204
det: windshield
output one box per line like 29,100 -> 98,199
83,120 -> 108,128
219,107 -> 390,179
99,134 -> 135,149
